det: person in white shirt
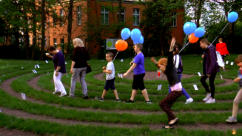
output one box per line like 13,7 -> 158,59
98,52 -> 120,102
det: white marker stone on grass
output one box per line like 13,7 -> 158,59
157,84 -> 162,91
118,73 -> 123,79
231,62 -> 234,66
21,93 -> 26,100
193,84 -> 199,91
65,61 -> 68,65
226,61 -> 229,65
45,60 -> 49,64
197,72 -> 201,77
220,74 -> 223,80
120,59 -> 124,62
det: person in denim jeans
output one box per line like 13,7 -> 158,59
69,38 -> 90,99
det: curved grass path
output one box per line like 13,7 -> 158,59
0,56 -> 241,136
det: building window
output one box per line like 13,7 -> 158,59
53,38 -> 57,45
53,12 -> 57,27
133,8 -> 140,26
117,8 -> 125,23
77,6 -> 82,25
60,38 -> 64,45
101,7 -> 109,25
60,8 -> 64,26
171,12 -> 177,27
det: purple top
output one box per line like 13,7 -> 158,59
53,51 -> 66,73
238,70 -> 242,87
203,45 -> 219,75
133,52 -> 145,75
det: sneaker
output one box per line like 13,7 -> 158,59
115,99 -> 121,102
83,96 -> 89,99
53,91 -> 60,95
226,116 -> 237,123
169,118 -> 179,126
125,100 -> 134,103
59,93 -> 67,97
203,93 -> 211,102
145,100 -> 152,104
98,97 -> 104,102
185,98 -> 193,104
205,97 -> 215,104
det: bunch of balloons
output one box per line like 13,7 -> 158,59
115,28 -> 144,52
183,22 -> 205,43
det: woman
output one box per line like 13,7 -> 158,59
69,38 -> 90,99
200,38 -> 219,104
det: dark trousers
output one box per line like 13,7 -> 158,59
160,91 -> 182,121
200,73 -> 217,98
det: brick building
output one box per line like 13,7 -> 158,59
42,0 -> 184,55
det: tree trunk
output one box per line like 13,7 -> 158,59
41,0 -> 46,59
67,0 -> 74,54
32,0 -> 37,59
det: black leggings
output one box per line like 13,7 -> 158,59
200,73 -> 217,98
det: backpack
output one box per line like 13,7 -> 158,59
216,51 -> 225,68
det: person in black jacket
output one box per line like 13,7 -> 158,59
157,37 -> 183,129
200,38 -> 220,104
69,38 -> 90,99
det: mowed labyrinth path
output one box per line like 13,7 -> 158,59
0,56 -> 241,136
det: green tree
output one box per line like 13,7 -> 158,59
140,0 -> 184,56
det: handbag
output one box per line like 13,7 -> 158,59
86,64 -> 92,74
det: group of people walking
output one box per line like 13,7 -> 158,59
45,37 -> 241,129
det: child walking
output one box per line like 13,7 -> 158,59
151,44 -> 193,104
200,38 -> 220,104
98,52 -> 120,102
226,55 -> 242,123
158,37 -> 183,129
123,44 -> 151,104
46,46 -> 67,97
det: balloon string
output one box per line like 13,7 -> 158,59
179,42 -> 190,54
211,22 -> 230,45
113,51 -> 119,62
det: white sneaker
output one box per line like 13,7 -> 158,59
59,92 -> 67,97
205,97 -> 215,104
203,93 -> 211,102
185,98 -> 193,104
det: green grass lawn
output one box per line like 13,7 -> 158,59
0,54 -> 241,136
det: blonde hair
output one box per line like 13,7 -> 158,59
73,38 -> 84,48
158,58 -> 168,66
235,55 -> 242,64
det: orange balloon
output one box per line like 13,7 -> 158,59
188,33 -> 199,43
115,40 -> 128,52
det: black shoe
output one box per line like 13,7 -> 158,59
98,97 -> 104,102
125,100 -> 134,103
115,99 -> 121,102
83,96 -> 89,99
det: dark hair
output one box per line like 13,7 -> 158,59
235,55 -> 242,64
135,44 -> 143,50
48,46 -> 56,52
106,52 -> 114,59
200,38 -> 211,45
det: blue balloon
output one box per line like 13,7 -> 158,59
183,22 -> 197,35
194,27 -> 205,38
131,28 -> 142,44
121,28 -> 131,40
139,36 -> 144,44
228,11 -> 239,23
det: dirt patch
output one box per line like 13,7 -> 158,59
95,71 -> 193,81
0,127 -> 38,136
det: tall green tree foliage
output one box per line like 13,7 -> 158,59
140,0 -> 183,56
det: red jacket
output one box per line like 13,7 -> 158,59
216,42 -> 229,55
